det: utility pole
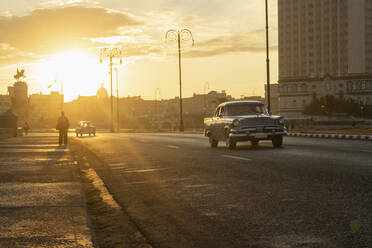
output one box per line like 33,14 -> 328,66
100,48 -> 122,132
265,0 -> 271,114
165,29 -> 194,132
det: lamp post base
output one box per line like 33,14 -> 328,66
179,122 -> 184,132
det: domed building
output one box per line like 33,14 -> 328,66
96,83 -> 108,98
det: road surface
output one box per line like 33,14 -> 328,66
72,133 -> 372,248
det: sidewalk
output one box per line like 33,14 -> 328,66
0,133 -> 97,248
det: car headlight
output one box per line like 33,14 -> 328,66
278,118 -> 285,125
232,119 -> 240,127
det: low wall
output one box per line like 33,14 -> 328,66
0,128 -> 17,139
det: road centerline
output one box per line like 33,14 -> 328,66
167,145 -> 180,149
222,155 -> 252,161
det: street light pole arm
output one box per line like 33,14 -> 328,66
180,29 -> 195,46
165,29 -> 179,42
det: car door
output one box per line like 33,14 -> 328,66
217,106 -> 226,140
210,107 -> 220,139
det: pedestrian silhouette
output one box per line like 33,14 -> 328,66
23,122 -> 30,136
56,111 -> 69,147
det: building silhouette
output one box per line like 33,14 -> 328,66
96,83 -> 109,98
0,95 -> 11,115
29,91 -> 63,127
278,0 -> 372,117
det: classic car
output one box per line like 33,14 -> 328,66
75,121 -> 96,137
204,101 -> 286,149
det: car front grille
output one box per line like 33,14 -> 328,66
240,118 -> 276,126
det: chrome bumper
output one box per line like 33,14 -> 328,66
229,131 -> 287,138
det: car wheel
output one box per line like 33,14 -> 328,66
76,133 -> 78,137
93,133 -> 96,136
251,140 -> 259,146
226,136 -> 236,150
209,136 -> 218,148
272,135 -> 283,148
89,133 -> 91,136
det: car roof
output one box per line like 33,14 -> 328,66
217,101 -> 264,108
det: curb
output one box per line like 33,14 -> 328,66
288,132 -> 372,141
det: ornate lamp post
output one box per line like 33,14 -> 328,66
165,29 -> 195,132
100,48 -> 122,132
203,82 -> 210,115
265,0 -> 271,114
114,67 -> 120,132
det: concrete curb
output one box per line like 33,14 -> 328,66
288,132 -> 372,141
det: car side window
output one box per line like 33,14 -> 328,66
219,107 -> 225,117
214,107 -> 220,117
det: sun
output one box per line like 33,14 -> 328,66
44,50 -> 107,101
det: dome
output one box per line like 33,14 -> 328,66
96,83 -> 108,98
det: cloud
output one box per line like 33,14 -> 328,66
182,30 -> 277,58
0,5 -> 143,56
0,44 -> 39,66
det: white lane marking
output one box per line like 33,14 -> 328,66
184,184 -> 211,188
120,168 -> 167,173
167,145 -> 180,149
344,149 -> 372,153
111,167 -> 127,170
222,155 -> 252,161
110,162 -> 126,167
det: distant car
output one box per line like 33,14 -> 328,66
75,121 -> 96,137
204,101 -> 286,149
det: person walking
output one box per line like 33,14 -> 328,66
23,122 -> 30,136
56,111 -> 69,147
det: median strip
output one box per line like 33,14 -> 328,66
167,145 -> 180,149
222,155 -> 252,161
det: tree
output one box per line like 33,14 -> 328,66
303,94 -> 372,118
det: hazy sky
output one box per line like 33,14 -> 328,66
0,0 -> 278,101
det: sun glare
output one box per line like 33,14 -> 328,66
42,50 -> 108,101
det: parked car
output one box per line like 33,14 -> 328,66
204,101 -> 286,149
75,121 -> 96,137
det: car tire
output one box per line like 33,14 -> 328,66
251,140 -> 259,146
226,136 -> 236,150
93,133 -> 96,136
272,135 -> 283,148
76,133 -> 78,137
209,136 -> 218,148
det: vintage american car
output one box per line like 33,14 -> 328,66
75,121 -> 96,137
204,101 -> 286,149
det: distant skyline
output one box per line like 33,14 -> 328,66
0,0 -> 278,101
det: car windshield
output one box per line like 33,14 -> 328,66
227,104 -> 267,116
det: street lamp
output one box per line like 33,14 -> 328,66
265,0 -> 271,114
114,67 -> 120,132
165,29 -> 195,132
203,82 -> 210,115
154,88 -> 161,128
100,48 -> 123,132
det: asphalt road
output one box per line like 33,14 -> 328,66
72,133 -> 372,248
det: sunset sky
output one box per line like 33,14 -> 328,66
0,0 -> 278,101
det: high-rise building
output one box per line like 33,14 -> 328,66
278,0 -> 372,117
